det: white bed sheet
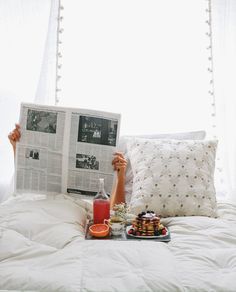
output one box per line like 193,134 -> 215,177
0,194 -> 236,292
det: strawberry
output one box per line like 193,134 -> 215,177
128,229 -> 133,235
161,228 -> 167,235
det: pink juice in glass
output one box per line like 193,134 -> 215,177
93,199 -> 110,224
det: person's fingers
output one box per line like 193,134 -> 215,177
113,162 -> 127,170
8,132 -> 14,140
14,125 -> 21,135
112,156 -> 126,165
116,162 -> 127,168
112,152 -> 127,172
13,129 -> 21,141
12,133 -> 16,140
15,130 -> 20,138
113,152 -> 125,159
8,132 -> 17,142
113,161 -> 127,171
8,133 -> 16,146
8,126 -> 21,141
112,159 -> 126,166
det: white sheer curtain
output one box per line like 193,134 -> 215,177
212,0 -> 236,202
59,0 -> 212,136
0,0 -> 59,197
2,0 -> 235,203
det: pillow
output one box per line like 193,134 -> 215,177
127,138 -> 217,217
117,131 -> 206,204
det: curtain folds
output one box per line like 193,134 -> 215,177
212,0 -> 236,202
0,0 -> 59,199
35,0 -> 60,105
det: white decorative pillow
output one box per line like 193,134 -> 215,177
127,138 -> 217,217
117,131 -> 206,204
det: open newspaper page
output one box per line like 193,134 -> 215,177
15,104 -> 66,194
66,109 -> 120,197
15,103 -> 120,196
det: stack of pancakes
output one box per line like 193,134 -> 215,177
132,211 -> 162,236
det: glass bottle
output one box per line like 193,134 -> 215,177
93,178 -> 110,224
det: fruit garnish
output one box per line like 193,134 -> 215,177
128,229 -> 134,235
89,224 -> 110,238
161,228 -> 167,235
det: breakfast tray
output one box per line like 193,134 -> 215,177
84,220 -> 171,242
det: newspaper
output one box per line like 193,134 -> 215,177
15,103 -> 121,197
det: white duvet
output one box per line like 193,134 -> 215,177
0,194 -> 236,292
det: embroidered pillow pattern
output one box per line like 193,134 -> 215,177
127,139 -> 217,217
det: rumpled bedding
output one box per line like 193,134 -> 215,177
0,194 -> 236,292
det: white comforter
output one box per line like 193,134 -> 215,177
0,194 -> 236,292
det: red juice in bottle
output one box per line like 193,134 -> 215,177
93,178 -> 110,224
93,199 -> 110,224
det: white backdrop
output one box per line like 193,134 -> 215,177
59,0 -> 212,136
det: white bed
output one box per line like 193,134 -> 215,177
1,193 -> 236,292
1,132 -> 235,291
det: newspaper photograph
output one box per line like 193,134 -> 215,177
15,103 -> 121,197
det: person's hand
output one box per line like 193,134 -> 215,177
8,123 -> 21,155
111,152 -> 127,207
112,152 -> 127,177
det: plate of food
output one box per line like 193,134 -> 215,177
126,210 -> 169,239
126,225 -> 169,239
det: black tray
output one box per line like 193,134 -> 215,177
85,220 -> 171,242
